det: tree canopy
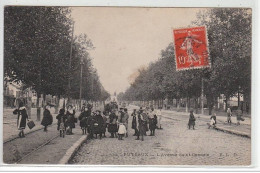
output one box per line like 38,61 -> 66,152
4,6 -> 110,101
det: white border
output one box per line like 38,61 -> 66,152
0,0 -> 259,172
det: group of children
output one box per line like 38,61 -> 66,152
54,104 -> 163,141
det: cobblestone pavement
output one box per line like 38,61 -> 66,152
70,106 -> 251,165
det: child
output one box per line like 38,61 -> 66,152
118,122 -> 126,140
56,108 -> 66,131
208,113 -> 217,129
149,114 -> 157,136
59,116 -> 66,138
188,109 -> 196,130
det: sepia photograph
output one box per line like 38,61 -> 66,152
2,6 -> 252,166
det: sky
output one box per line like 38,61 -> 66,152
71,7 -> 201,94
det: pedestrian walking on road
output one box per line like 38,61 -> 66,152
131,109 -> 138,136
188,109 -> 196,130
65,105 -> 76,135
41,105 -> 53,132
124,108 -> 129,137
108,110 -> 118,138
56,108 -> 67,131
101,111 -> 108,137
156,107 -> 163,129
149,108 -> 157,136
236,109 -> 244,125
93,110 -> 104,139
13,102 -> 29,138
78,106 -> 88,135
118,110 -> 127,140
142,110 -> 149,135
227,107 -> 232,125
136,108 -> 147,141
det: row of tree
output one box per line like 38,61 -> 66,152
4,7 -> 110,106
119,8 -> 251,114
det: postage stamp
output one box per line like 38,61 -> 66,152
173,26 -> 210,71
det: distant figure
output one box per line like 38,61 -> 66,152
227,107 -> 232,125
236,109 -> 244,125
56,108 -> 67,131
156,107 -> 163,129
208,113 -> 217,129
78,106 -> 88,135
108,110 -> 118,138
93,110 -> 104,139
124,108 -> 129,137
65,105 -> 76,135
131,109 -> 138,136
136,108 -> 147,141
149,108 -> 157,136
13,102 -> 29,138
117,110 -> 127,140
101,111 -> 108,137
188,109 -> 196,130
41,105 -> 53,132
56,108 -> 67,137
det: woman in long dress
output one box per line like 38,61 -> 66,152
13,102 -> 29,138
65,105 -> 76,135
41,105 -> 53,132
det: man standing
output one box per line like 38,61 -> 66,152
131,109 -> 138,136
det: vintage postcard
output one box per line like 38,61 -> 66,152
3,6 -> 252,166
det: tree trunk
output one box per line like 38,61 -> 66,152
195,97 -> 198,114
185,97 -> 188,112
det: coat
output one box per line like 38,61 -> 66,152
210,115 -> 217,125
131,112 -> 137,129
78,111 -> 88,128
138,114 -> 147,136
149,115 -> 158,131
188,113 -> 196,126
65,110 -> 76,128
41,109 -> 53,126
13,107 -> 28,130
101,115 -> 107,133
108,113 -> 118,133
92,114 -> 104,134
56,113 -> 67,127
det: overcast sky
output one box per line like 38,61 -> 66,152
71,7 -> 201,94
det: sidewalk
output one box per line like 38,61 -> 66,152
161,109 -> 251,138
3,107 -> 58,142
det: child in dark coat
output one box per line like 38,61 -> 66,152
41,105 -> 53,132
188,110 -> 196,130
56,108 -> 67,137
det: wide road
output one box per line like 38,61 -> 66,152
70,105 -> 251,165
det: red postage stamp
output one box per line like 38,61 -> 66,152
173,26 -> 210,71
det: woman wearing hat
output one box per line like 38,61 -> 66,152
13,102 -> 29,137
